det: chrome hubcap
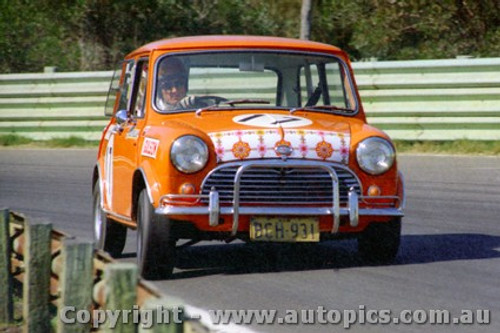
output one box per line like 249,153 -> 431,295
94,196 -> 104,248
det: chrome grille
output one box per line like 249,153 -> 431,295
200,163 -> 361,204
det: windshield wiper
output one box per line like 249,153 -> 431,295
195,99 -> 271,116
290,105 -> 354,114
224,98 -> 270,106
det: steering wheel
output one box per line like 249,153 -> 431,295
194,95 -> 228,107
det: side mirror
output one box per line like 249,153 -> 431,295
115,110 -> 128,125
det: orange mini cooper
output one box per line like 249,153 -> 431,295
92,36 -> 405,279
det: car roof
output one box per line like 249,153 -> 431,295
127,35 -> 346,58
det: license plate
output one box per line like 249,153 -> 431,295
250,217 -> 319,242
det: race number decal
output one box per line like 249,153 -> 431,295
233,114 -> 312,128
141,138 -> 160,158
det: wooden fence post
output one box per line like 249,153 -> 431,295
138,297 -> 184,333
23,219 -> 52,333
57,239 -> 94,333
102,263 -> 138,333
0,208 -> 14,324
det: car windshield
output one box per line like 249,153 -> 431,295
154,51 -> 358,115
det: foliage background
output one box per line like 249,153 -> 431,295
1,0 -> 499,73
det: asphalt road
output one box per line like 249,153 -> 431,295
1,149 -> 499,333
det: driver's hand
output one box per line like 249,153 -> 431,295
178,96 -> 197,109
177,96 -> 210,109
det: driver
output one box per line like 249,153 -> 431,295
157,57 -> 198,111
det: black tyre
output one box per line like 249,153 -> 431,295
92,182 -> 127,257
358,218 -> 401,264
136,189 -> 176,280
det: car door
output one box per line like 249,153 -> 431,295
111,58 -> 150,218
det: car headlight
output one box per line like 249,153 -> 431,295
171,135 -> 209,173
356,137 -> 395,175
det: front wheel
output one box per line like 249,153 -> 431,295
92,181 -> 127,257
358,218 -> 401,264
136,189 -> 176,280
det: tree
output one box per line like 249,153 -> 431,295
300,0 -> 313,39
0,0 -> 499,72
349,0 -> 500,59
0,1 -> 85,72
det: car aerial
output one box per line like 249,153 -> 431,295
92,35 -> 405,279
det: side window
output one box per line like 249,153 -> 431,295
324,62 -> 344,107
299,61 -> 356,110
130,59 -> 149,118
299,64 -> 324,107
337,64 -> 356,110
119,61 -> 135,112
104,61 -> 134,116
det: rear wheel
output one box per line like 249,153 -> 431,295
92,182 -> 127,257
136,189 -> 176,280
358,218 -> 401,264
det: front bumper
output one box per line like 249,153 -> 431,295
155,160 -> 405,236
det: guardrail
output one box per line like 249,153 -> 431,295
1,57 -> 499,141
0,71 -> 112,141
355,58 -> 500,140
0,208 -> 207,332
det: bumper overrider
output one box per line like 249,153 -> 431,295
155,160 -> 405,236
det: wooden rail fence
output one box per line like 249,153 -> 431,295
0,57 -> 500,141
0,208 -> 206,333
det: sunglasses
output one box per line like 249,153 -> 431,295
161,78 -> 186,90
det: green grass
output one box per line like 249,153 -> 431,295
0,134 -> 99,148
45,136 -> 99,148
1,134 -> 500,155
394,140 -> 500,156
0,134 -> 34,146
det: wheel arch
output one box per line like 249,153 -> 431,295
92,164 -> 100,193
132,168 -> 153,221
